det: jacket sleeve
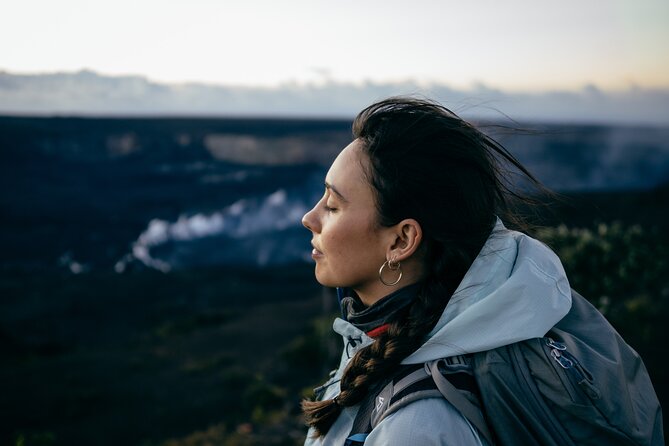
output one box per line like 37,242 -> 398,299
363,397 -> 486,446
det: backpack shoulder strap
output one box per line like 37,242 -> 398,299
370,364 -> 443,427
346,363 -> 438,445
346,357 -> 494,445
427,359 -> 495,446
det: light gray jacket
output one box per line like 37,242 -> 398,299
304,220 -> 573,445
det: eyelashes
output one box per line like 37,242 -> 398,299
322,190 -> 338,213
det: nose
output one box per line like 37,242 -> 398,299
302,203 -> 320,233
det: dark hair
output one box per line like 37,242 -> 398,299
302,96 -> 543,436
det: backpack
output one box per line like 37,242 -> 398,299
345,290 -> 664,446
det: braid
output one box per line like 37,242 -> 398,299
303,263 -> 453,437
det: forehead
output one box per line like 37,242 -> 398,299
325,140 -> 369,193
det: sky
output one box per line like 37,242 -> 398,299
1,0 -> 668,92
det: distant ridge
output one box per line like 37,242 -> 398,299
1,69 -> 668,125
1,116 -> 668,273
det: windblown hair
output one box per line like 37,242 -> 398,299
302,96 -> 542,436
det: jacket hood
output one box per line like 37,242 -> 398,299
401,218 -> 572,364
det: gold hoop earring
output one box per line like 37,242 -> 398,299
379,259 -> 402,286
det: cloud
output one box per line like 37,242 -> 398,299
0,69 -> 668,125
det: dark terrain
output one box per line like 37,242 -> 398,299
1,117 -> 667,445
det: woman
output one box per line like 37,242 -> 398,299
300,97 -> 572,445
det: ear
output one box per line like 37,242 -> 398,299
386,218 -> 423,262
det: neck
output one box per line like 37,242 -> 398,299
341,282 -> 422,333
355,257 -> 425,306
355,283 -> 406,307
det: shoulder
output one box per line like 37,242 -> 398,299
363,397 -> 486,446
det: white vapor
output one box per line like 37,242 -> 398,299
115,189 -> 311,272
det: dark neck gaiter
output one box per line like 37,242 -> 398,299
340,282 -> 421,335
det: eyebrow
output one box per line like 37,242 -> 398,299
324,182 -> 348,202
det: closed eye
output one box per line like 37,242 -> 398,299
322,189 -> 339,212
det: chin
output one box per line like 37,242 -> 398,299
314,274 -> 335,288
314,268 -> 339,288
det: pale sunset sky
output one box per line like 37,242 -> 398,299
1,0 -> 668,92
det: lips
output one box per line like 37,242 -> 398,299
311,242 -> 323,256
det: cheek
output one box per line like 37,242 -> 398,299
325,223 -> 381,266
321,207 -> 385,257
322,232 -> 349,259
325,217 -> 365,247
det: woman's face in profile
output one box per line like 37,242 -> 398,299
302,140 -> 394,298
